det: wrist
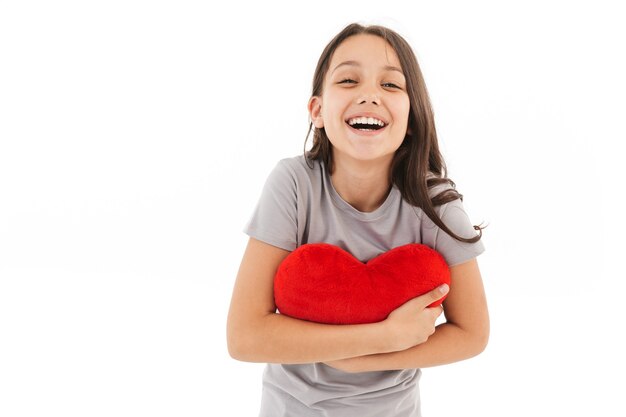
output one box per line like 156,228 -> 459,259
370,320 -> 396,353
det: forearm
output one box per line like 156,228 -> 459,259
330,321 -> 489,373
333,259 -> 491,373
229,312 -> 392,364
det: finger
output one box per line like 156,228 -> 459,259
428,304 -> 444,317
420,284 -> 449,306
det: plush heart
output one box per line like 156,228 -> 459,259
274,243 -> 450,325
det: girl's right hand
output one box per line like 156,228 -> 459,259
383,284 -> 449,351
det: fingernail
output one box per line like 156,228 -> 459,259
439,284 -> 449,294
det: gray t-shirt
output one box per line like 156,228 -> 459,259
243,155 -> 485,417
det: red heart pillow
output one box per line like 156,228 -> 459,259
274,243 -> 450,325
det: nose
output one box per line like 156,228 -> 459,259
357,93 -> 380,105
356,82 -> 380,105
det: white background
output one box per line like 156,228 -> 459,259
1,1 -> 624,416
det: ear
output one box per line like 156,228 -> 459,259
308,96 -> 324,128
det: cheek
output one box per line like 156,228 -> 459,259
321,94 -> 348,128
392,97 -> 411,128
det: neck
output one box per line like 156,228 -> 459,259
330,153 -> 393,213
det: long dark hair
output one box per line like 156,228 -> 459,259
304,23 -> 482,243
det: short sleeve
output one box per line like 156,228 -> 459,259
421,196 -> 485,267
243,160 -> 298,251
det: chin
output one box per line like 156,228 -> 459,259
341,149 -> 396,165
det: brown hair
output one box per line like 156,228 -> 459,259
304,23 -> 483,243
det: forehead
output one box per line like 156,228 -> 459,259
329,34 -> 402,70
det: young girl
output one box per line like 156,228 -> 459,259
227,23 -> 489,416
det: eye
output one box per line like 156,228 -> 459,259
382,82 -> 401,89
338,78 -> 357,84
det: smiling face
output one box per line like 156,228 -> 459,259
308,34 -> 410,168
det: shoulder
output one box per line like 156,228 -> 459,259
276,154 -> 321,174
427,181 -> 454,199
425,173 -> 459,204
421,174 -> 474,232
421,177 -> 485,264
270,154 -> 323,186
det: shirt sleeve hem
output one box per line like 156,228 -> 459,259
243,227 -> 296,252
446,246 -> 486,268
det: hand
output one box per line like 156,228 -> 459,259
384,284 -> 448,352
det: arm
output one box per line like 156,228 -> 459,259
226,237 -> 446,364
325,258 -> 489,372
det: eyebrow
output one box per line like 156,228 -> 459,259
330,60 -> 404,76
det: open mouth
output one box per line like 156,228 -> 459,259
346,116 -> 387,131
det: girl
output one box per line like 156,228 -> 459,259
227,23 -> 489,417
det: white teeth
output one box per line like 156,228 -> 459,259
347,117 -> 386,126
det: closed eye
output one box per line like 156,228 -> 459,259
338,79 -> 357,84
